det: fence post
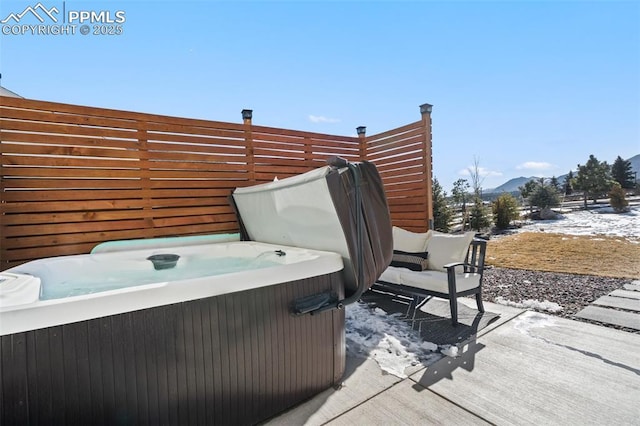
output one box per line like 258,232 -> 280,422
241,109 -> 255,184
138,120 -> 154,237
0,145 -> 4,269
420,103 -> 434,230
356,126 -> 367,162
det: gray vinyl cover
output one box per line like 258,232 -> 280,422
232,162 -> 393,296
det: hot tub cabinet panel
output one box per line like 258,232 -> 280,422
0,272 -> 345,425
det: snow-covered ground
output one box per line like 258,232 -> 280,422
519,205 -> 640,240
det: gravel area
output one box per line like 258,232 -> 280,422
482,267 -> 635,330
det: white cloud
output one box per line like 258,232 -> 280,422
516,161 -> 554,171
458,166 -> 503,177
308,114 -> 340,123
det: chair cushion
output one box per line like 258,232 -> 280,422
379,266 -> 481,294
426,231 -> 475,272
392,226 -> 432,252
390,250 -> 429,271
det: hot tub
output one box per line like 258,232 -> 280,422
1,242 -> 345,425
0,159 -> 392,425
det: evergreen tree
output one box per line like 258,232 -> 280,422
519,179 -> 539,216
574,155 -> 613,208
550,176 -> 561,193
611,156 -> 635,189
469,197 -> 492,232
432,178 -> 452,232
451,178 -> 470,212
529,184 -> 561,210
518,179 -> 561,218
563,170 -> 574,195
609,183 -> 629,213
492,193 -> 520,229
518,179 -> 538,200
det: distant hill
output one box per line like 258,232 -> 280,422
486,174 -> 569,194
487,176 -> 537,193
485,153 -> 638,194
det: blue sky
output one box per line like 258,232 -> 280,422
1,0 -> 639,192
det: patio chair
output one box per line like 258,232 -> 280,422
373,227 -> 487,326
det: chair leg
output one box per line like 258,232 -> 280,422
476,293 -> 485,313
404,295 -> 418,319
449,297 -> 458,327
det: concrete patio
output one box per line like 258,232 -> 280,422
268,299 -> 640,425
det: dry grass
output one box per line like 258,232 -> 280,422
486,232 -> 640,279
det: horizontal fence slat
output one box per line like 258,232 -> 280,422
2,178 -> 144,189
372,158 -> 426,174
366,128 -> 425,153
2,155 -> 140,170
370,151 -> 426,168
0,134 -> 140,152
2,200 -> 147,213
251,125 -> 359,144
146,121 -> 244,139
384,188 -> 428,199
3,211 -> 149,225
0,105 -> 137,130
390,220 -> 429,233
384,181 -> 428,193
366,141 -> 425,162
386,196 -> 428,206
1,207 -> 236,226
1,96 -> 245,131
366,121 -> 422,145
2,189 -> 143,202
3,219 -> 149,238
3,243 -> 106,263
378,164 -> 426,178
0,119 -> 138,141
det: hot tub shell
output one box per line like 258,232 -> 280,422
1,243 -> 345,425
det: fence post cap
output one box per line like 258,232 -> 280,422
420,103 -> 433,114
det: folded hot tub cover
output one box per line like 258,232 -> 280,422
232,160 -> 393,297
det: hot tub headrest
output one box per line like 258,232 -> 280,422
231,160 -> 393,296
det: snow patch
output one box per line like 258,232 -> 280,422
441,345 -> 459,358
495,296 -> 563,313
345,302 -> 443,378
521,206 -> 640,240
514,311 -> 557,334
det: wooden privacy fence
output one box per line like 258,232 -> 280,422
0,96 -> 433,269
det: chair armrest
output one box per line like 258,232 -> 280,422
445,261 -> 484,275
444,261 -> 465,271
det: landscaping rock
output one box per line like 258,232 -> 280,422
482,267 -> 633,325
539,207 -> 559,220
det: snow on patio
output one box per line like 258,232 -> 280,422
345,301 -> 444,378
495,296 -> 563,313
